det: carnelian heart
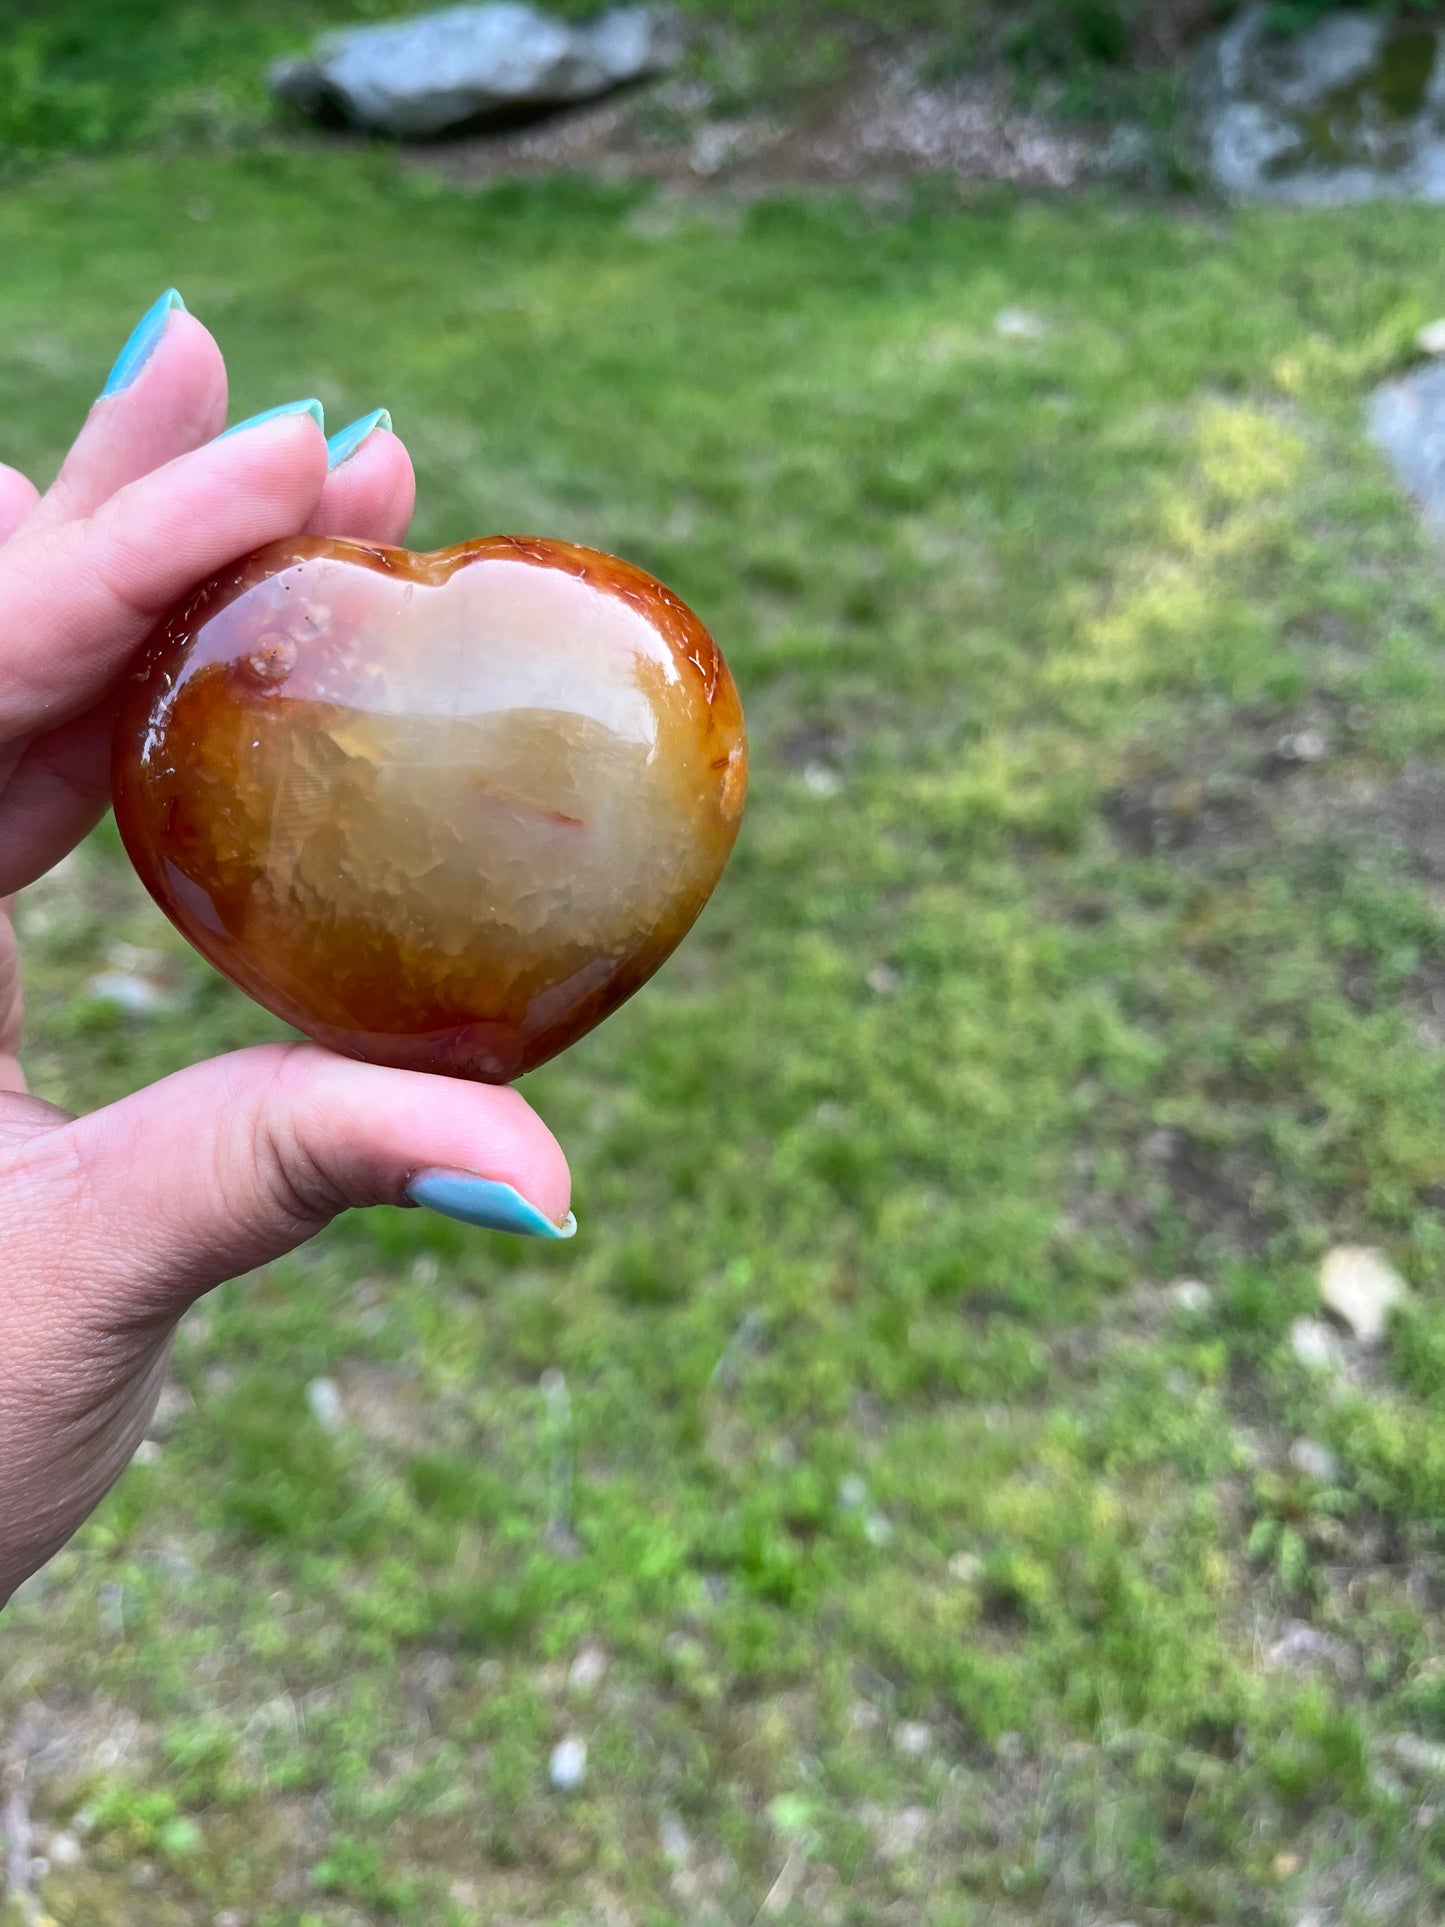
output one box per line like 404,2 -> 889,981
112,535 -> 747,1082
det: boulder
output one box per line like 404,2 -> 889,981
270,4 -> 681,139
1194,5 -> 1445,204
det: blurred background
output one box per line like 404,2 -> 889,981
5,1 -> 1445,1921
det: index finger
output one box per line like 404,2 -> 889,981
0,408 -> 329,744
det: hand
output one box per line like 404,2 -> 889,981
0,294 -> 572,1603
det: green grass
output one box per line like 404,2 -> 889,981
5,142 -> 1445,1922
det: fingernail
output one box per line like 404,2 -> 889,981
218,398 -> 325,440
404,1169 -> 577,1240
100,289 -> 186,399
327,407 -> 392,469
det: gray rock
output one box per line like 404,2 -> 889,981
1267,1618 -> 1356,1674
1194,7 -> 1445,205
1390,1731 -> 1445,1777
1369,364 -> 1445,536
270,4 -> 680,138
1287,1438 -> 1340,1484
1166,1277 -> 1213,1318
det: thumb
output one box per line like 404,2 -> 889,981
4,1041 -> 574,1334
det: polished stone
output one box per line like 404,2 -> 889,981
113,535 -> 747,1081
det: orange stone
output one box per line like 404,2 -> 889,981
112,535 -> 747,1082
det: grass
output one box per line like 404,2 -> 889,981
3,133 -> 1445,1923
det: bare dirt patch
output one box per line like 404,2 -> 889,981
408,56 -> 1108,194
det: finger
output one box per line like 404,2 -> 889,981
21,301 -> 228,535
0,465 -> 39,545
308,419 -> 415,543
4,1042 -> 573,1331
0,407 -> 329,743
0,705 -> 113,897
0,421 -> 418,897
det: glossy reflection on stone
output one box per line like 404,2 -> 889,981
113,535 -> 747,1081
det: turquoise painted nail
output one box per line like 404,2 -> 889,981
327,407 -> 392,469
218,398 -> 325,439
404,1169 -> 577,1240
100,289 -> 186,399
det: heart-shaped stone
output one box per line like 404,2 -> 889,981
112,535 -> 746,1082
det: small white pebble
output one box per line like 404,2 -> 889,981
1276,728 -> 1328,763
85,970 -> 178,1016
849,1698 -> 884,1734
1320,1245 -> 1406,1344
549,1736 -> 588,1791
1288,1438 -> 1340,1483
948,1551 -> 984,1584
306,1378 -> 344,1431
47,1832 -> 82,1869
1290,1316 -> 1344,1373
995,307 -> 1047,340
132,1440 -> 163,1467
803,763 -> 842,797
659,1812 -> 692,1866
892,1720 -> 932,1757
1418,319 -> 1445,356
864,1512 -> 894,1548
568,1645 -> 607,1692
867,963 -> 902,996
838,1475 -> 868,1509
1166,1279 -> 1213,1317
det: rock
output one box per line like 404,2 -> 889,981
891,1720 -> 931,1758
84,969 -> 181,1016
1390,1732 -> 1445,1777
1369,364 -> 1445,536
1418,319 -> 1445,356
1166,1278 -> 1213,1317
1193,7 -> 1445,205
1266,1618 -> 1356,1675
1290,1316 -> 1345,1373
1319,1244 -> 1406,1343
549,1735 -> 587,1790
874,1805 -> 929,1861
947,1550 -> 984,1584
567,1644 -> 606,1692
1274,728 -> 1328,764
46,1833 -> 82,1870
270,5 -> 681,139
994,307 -> 1047,341
1287,1438 -> 1340,1484
305,1377 -> 345,1430
658,1812 -> 691,1866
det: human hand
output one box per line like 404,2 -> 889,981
0,294 -> 573,1603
